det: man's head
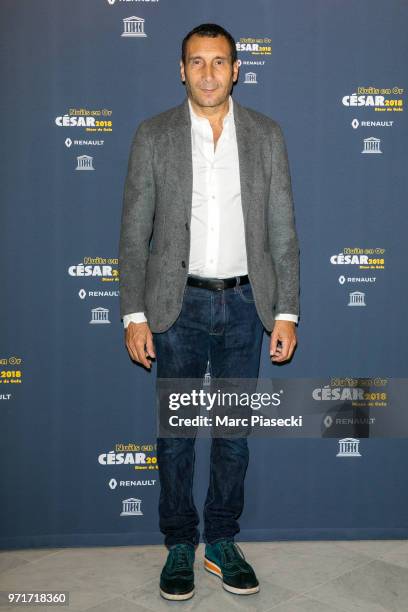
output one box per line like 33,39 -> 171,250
180,23 -> 239,111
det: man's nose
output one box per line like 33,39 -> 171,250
202,63 -> 215,81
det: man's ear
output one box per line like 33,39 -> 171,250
232,60 -> 239,83
180,60 -> 185,83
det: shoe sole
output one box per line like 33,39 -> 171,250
204,558 -> 260,595
159,587 -> 195,601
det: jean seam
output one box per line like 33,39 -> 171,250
189,445 -> 199,545
203,441 -> 215,541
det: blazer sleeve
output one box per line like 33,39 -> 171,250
118,121 -> 156,319
268,122 -> 300,317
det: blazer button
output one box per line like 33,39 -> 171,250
181,261 -> 186,268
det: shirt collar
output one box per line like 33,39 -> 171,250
187,95 -> 234,127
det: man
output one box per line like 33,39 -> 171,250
119,23 -> 299,601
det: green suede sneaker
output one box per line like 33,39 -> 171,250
204,539 -> 260,595
159,543 -> 195,600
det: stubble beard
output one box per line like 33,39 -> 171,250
184,79 -> 232,110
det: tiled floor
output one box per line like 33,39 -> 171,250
1,540 -> 408,611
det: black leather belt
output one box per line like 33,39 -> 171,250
187,274 -> 249,291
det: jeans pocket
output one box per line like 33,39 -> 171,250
235,283 -> 256,303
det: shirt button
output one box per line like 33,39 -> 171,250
185,222 -> 189,230
181,261 -> 186,268
211,195 -> 215,199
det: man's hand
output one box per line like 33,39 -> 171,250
270,320 -> 297,363
125,321 -> 156,369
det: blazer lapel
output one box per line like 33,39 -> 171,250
168,98 -> 193,221
234,98 -> 257,223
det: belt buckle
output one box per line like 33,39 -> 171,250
214,279 -> 224,291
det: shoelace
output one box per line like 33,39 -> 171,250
219,541 -> 245,565
171,544 -> 193,570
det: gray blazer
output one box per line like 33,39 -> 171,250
118,96 -> 300,333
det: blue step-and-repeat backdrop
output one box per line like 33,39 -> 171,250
1,0 -> 408,548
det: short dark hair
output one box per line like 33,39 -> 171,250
181,23 -> 237,65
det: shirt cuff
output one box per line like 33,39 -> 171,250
275,313 -> 298,324
123,312 -> 147,328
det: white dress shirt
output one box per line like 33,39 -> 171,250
123,96 -> 298,328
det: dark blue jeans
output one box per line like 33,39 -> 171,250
153,279 -> 264,547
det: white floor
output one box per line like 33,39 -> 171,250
1,540 -> 408,611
